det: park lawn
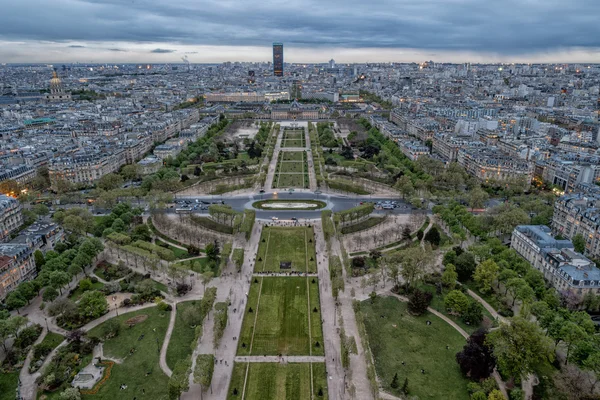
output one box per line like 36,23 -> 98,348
167,244 -> 190,259
226,362 -> 248,399
237,277 -> 262,355
84,307 -> 170,400
0,371 -> 19,400
280,151 -> 304,161
417,283 -> 495,334
238,277 -> 320,356
166,301 -> 199,371
229,362 -> 325,400
256,227 -> 315,272
274,173 -> 306,189
152,279 -> 169,294
308,279 -> 324,356
278,160 -> 305,173
69,282 -> 105,301
174,257 -> 210,273
312,362 -> 329,399
282,139 -> 304,148
39,331 -> 65,351
359,296 -> 469,400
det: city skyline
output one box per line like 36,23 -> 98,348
1,0 -> 600,63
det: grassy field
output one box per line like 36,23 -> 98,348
255,227 -> 317,273
0,371 -> 18,400
417,283 -> 495,334
167,244 -> 190,259
237,277 -> 322,356
84,307 -> 170,399
359,296 -> 469,400
275,174 -> 306,188
38,331 -> 65,351
227,362 -> 327,400
166,301 -> 199,370
174,257 -> 210,273
69,282 -> 105,301
280,151 -> 305,161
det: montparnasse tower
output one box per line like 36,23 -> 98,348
46,69 -> 72,102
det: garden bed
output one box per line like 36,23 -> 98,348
252,200 -> 326,210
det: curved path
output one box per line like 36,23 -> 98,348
159,301 -> 177,377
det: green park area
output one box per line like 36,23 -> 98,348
166,301 -> 198,370
227,362 -> 328,400
255,227 -> 317,273
83,307 -> 171,399
281,130 -> 306,148
273,151 -> 308,189
358,296 -> 470,400
237,277 -> 323,356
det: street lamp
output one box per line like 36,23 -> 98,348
44,317 -> 49,330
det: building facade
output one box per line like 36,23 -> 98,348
273,43 -> 284,77
0,244 -> 36,301
457,147 -> 533,184
511,225 -> 600,296
552,189 -> 600,259
0,195 -> 23,242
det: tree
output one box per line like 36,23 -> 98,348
390,372 -> 399,389
5,291 -> 27,312
205,241 -> 220,262
408,288 -> 432,315
100,318 -> 121,339
5,315 -> 27,339
182,306 -> 203,327
473,260 -> 499,293
402,377 -> 409,395
424,226 -> 441,247
462,301 -> 484,325
79,278 -> 93,292
469,188 -> 489,210
33,203 -> 50,216
121,164 -> 139,182
488,389 -> 506,400
43,286 -> 59,302
445,290 -> 470,315
34,250 -> 45,270
572,234 -> 586,254
456,329 -> 496,380
0,179 -> 20,196
97,173 -> 124,191
59,387 -> 81,400
486,317 -> 554,380
441,264 -> 458,289
455,252 -> 476,282
49,270 -> 70,294
77,290 -> 108,319
402,225 -> 412,240
560,321 -> 588,364
397,246 -> 433,289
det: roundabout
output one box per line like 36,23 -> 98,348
252,199 -> 327,210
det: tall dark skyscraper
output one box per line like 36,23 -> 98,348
273,42 -> 283,77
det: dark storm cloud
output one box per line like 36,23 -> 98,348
68,45 -> 85,48
108,48 -> 127,52
150,48 -> 175,53
1,0 -> 599,54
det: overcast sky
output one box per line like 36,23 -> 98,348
1,0 -> 599,63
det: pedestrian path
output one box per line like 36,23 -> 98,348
234,355 -> 325,363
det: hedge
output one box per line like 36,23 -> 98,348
232,248 -> 244,272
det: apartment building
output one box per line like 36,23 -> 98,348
0,243 -> 36,301
511,225 -> 600,296
457,147 -> 533,184
0,194 -> 23,242
552,188 -> 600,259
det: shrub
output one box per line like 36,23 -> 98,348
407,289 -> 432,315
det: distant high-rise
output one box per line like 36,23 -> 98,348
273,43 -> 283,77
248,70 -> 255,84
